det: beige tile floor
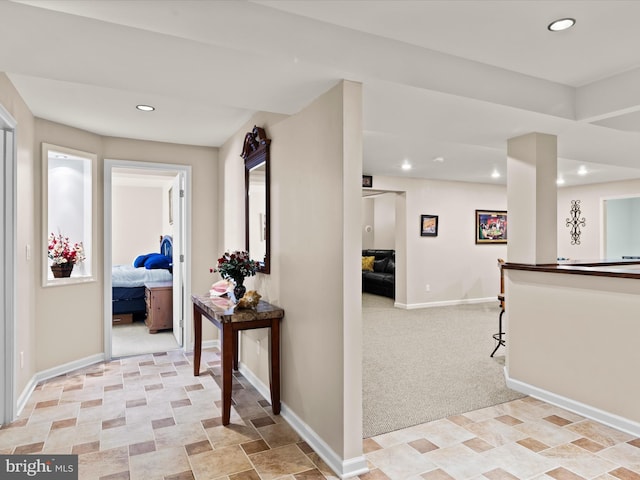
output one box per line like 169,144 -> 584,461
363,397 -> 640,480
1,349 -> 639,480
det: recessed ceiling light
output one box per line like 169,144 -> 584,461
556,177 -> 566,185
401,160 -> 412,171
577,165 -> 588,176
491,170 -> 501,179
136,104 -> 155,112
548,18 -> 576,32
432,156 -> 445,163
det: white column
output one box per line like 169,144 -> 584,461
507,133 -> 557,264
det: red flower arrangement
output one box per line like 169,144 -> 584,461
48,232 -> 85,265
210,250 -> 257,285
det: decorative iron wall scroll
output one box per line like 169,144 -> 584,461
566,200 -> 586,245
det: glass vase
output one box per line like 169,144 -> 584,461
233,280 -> 246,301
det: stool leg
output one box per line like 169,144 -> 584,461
490,309 -> 505,357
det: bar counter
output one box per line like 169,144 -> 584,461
502,258 -> 640,434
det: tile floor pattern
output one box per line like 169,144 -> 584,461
363,397 -> 640,480
0,350 -> 637,480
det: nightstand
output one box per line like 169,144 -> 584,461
144,281 -> 173,333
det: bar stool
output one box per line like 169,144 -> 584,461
491,259 -> 506,357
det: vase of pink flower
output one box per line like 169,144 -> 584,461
48,232 -> 86,278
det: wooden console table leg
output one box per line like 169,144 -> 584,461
221,323 -> 234,425
193,305 -> 202,376
269,319 -> 281,415
233,330 -> 239,371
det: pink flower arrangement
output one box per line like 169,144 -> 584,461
48,232 -> 86,265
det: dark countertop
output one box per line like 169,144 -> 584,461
503,258 -> 640,279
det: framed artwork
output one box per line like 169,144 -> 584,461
362,175 -> 373,188
420,214 -> 438,237
475,210 -> 507,244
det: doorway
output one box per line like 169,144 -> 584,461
361,189 -> 406,305
104,160 -> 191,359
603,195 -> 640,259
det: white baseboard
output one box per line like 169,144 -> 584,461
201,339 -> 219,351
280,403 -> 368,479
17,353 -> 105,417
15,376 -> 37,418
505,368 -> 640,437
186,339 -> 218,352
238,362 -> 368,479
238,362 -> 271,401
396,296 -> 495,310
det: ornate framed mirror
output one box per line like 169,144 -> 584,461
242,126 -> 271,274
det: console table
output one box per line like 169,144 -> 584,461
191,294 -> 284,425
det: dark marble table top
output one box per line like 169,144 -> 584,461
192,294 -> 284,324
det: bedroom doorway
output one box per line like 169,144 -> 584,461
104,160 -> 191,359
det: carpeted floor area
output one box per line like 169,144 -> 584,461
362,293 -> 524,438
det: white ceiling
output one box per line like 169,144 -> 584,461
3,0 -> 640,187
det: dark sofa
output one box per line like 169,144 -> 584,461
362,249 -> 395,299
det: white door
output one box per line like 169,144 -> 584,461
171,174 -> 184,346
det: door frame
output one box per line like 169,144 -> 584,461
171,173 -> 185,346
1,103 -> 16,424
103,159 -> 192,359
601,194 -> 640,259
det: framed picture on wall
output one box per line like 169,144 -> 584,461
420,214 -> 438,237
475,210 -> 507,244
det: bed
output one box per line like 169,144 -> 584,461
112,235 -> 173,324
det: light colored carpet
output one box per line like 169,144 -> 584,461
112,320 -> 180,358
362,293 -> 524,437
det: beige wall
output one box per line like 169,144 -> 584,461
35,119 -> 104,369
26,118 -> 219,371
0,73 -> 36,396
361,197 -> 375,249
217,81 -> 363,465
557,179 -> 640,260
112,184 -> 165,266
372,193 -> 396,249
340,79 -> 364,459
368,176 -> 508,306
506,269 -> 640,424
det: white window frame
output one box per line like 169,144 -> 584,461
42,143 -> 97,287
